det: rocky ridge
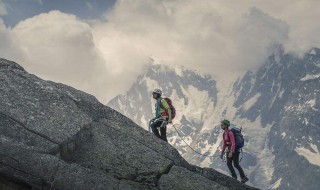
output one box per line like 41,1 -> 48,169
0,58 -> 258,190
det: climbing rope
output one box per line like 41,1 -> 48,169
149,119 -> 221,158
171,123 -> 220,158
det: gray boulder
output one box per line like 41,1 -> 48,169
0,58 -> 258,190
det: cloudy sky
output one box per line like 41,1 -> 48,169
1,0 -> 320,103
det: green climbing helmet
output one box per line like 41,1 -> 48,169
221,119 -> 230,127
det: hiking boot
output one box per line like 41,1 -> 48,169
241,176 -> 249,183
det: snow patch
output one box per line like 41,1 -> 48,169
117,98 -> 124,111
269,178 -> 282,189
310,49 -> 317,55
300,74 -> 320,81
142,76 -> 161,92
275,51 -> 281,64
180,85 -> 212,123
243,93 -> 261,111
138,92 -> 142,100
205,73 -> 242,129
174,65 -> 184,77
310,144 -> 319,153
306,99 -> 316,107
279,89 -> 284,98
295,144 -> 320,166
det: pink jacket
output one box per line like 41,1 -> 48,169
222,128 -> 236,153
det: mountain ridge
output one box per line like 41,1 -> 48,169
107,48 -> 320,190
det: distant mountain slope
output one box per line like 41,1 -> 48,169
107,48 -> 320,190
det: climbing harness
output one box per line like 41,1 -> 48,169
148,118 -> 168,132
222,147 -> 243,163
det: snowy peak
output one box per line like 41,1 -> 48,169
108,63 -> 218,130
107,48 -> 320,190
229,48 -> 320,189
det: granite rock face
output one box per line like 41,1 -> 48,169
0,58 -> 258,190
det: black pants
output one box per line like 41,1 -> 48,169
151,119 -> 167,142
226,150 -> 245,179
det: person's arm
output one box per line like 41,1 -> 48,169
228,131 -> 236,157
221,133 -> 226,159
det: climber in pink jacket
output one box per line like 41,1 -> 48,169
220,119 -> 249,183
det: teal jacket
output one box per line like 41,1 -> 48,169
155,97 -> 170,118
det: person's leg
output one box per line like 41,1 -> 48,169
227,155 -> 237,179
160,125 -> 167,142
233,150 -> 248,182
151,120 -> 162,139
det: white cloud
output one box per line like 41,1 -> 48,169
0,18 -> 24,60
93,0 -> 290,75
1,0 -> 320,103
11,11 -> 114,102
0,0 -> 7,16
252,0 -> 320,56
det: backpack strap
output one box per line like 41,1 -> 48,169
155,97 -> 162,118
159,98 -> 167,109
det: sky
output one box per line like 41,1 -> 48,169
1,0 -> 320,103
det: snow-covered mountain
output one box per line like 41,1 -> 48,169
107,48 -> 320,190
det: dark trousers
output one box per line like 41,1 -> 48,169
151,119 -> 167,142
226,150 -> 245,179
